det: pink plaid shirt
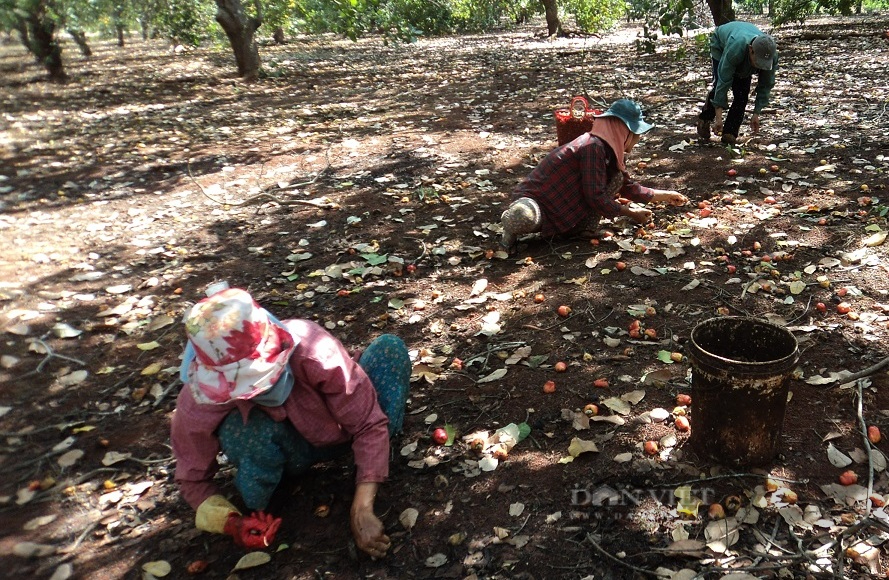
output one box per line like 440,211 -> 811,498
171,319 -> 390,510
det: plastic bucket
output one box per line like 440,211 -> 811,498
687,317 -> 799,466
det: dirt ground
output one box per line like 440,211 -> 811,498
2,13 -> 889,580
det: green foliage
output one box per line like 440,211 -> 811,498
153,0 -> 215,45
563,0 -> 625,33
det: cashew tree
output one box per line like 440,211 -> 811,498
215,0 -> 262,80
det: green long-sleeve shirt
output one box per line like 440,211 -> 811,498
709,21 -> 778,114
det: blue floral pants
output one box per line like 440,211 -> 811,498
217,334 -> 410,510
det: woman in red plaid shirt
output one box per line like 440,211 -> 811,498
500,98 -> 687,251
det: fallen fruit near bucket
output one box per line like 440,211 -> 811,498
869,426 -> 881,444
674,416 -> 690,432
583,404 -> 599,417
837,302 -> 851,314
782,490 -> 798,504
432,428 -> 448,445
765,478 -> 780,493
839,470 -> 859,486
708,504 -> 725,520
676,393 -> 692,406
643,441 -> 659,455
871,495 -> 885,507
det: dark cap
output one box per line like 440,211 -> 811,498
751,34 -> 777,70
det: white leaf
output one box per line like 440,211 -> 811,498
680,279 -> 700,291
232,552 -> 271,571
863,231 -> 887,247
58,370 -> 88,386
648,408 -> 670,422
477,368 -> 507,383
827,443 -> 853,467
871,449 -> 887,472
479,456 -> 499,471
591,414 -> 625,425
470,279 -> 488,296
509,502 -> 525,517
51,323 -> 82,338
58,449 -> 84,467
142,560 -> 172,577
621,390 -> 646,405
613,452 -> 633,463
16,487 -> 36,505
53,437 -> 76,452
399,508 -> 419,530
778,505 -> 811,529
567,437 -> 599,457
13,542 -> 56,558
425,553 -> 448,568
105,284 -> 132,295
602,397 -> 631,415
423,413 -> 438,425
102,451 -> 132,466
704,518 -> 740,552
23,515 -> 57,530
49,564 -> 73,580
400,441 -> 418,456
789,281 -> 806,295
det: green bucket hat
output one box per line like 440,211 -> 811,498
594,99 -> 653,134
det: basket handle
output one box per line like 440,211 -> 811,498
570,96 -> 589,120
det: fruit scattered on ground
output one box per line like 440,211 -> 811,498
643,440 -> 659,455
534,293 -> 545,303
674,416 -> 691,432
557,305 -> 572,317
676,394 -> 691,406
432,428 -> 448,445
583,404 -> 599,417
593,378 -> 609,388
708,504 -> 726,519
869,426 -> 881,444
554,361 -> 567,372
543,380 -> 556,393
839,470 -> 859,486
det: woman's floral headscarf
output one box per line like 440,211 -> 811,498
183,288 -> 297,405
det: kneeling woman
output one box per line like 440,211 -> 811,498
500,98 -> 688,251
171,286 -> 410,559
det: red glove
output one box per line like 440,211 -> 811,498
223,511 -> 282,550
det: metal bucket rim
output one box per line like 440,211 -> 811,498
689,316 -> 799,372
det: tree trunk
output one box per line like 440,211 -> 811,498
68,29 -> 92,57
14,17 -> 34,57
25,2 -> 67,82
117,25 -> 125,47
540,0 -> 562,37
215,0 -> 263,80
706,0 -> 735,25
272,26 -> 285,44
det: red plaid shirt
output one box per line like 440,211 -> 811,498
171,320 -> 390,510
513,134 -> 653,237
